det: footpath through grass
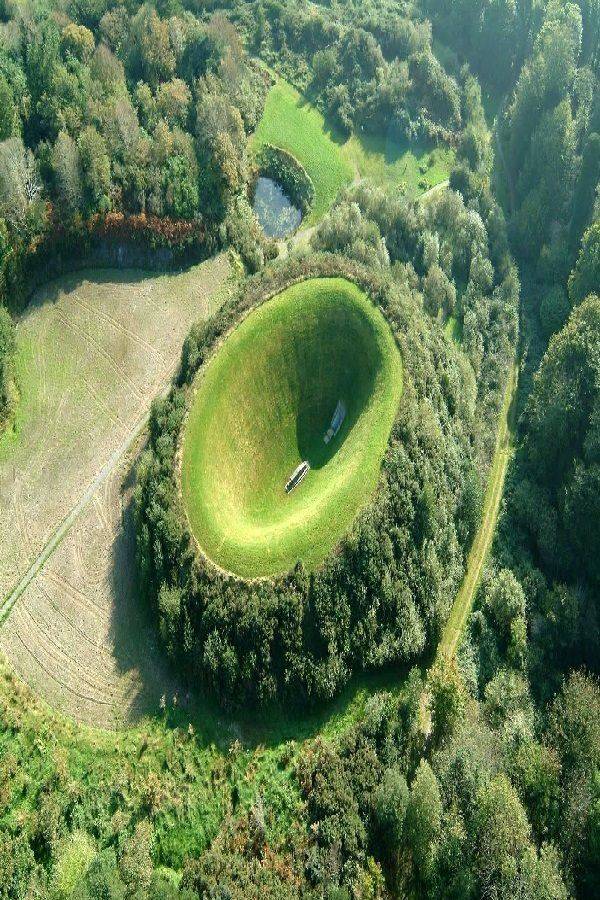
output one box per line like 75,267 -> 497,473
437,360 -> 518,662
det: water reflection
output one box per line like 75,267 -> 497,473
253,176 -> 302,238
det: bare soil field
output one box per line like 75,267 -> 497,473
0,256 -> 232,727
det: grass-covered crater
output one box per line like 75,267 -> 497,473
181,278 -> 402,578
136,255 -> 483,708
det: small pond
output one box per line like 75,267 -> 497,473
252,176 -> 302,239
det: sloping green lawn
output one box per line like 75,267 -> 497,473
252,77 -> 455,224
181,278 -> 403,578
252,80 -> 353,224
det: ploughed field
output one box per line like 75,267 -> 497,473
181,277 -> 403,579
0,257 -> 230,726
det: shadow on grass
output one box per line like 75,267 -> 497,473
108,469 -> 186,729
296,328 -> 378,471
293,89 -> 441,166
18,261 -> 207,323
107,465 -> 424,750
19,269 -> 155,321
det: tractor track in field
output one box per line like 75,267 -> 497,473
0,406 -> 152,624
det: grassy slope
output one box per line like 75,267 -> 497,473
252,78 -> 455,223
181,278 -> 403,578
252,79 -> 353,224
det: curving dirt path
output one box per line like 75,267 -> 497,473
420,178 -> 450,202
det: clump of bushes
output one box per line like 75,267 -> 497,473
255,144 -> 315,215
0,305 -> 15,429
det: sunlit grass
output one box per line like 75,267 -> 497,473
252,77 -> 455,224
342,130 -> 454,197
252,80 -> 353,224
181,278 -> 403,578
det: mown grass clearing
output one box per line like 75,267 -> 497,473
181,277 -> 403,578
252,78 -> 455,223
252,79 -> 353,224
342,131 -> 454,197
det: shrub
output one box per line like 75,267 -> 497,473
255,144 -> 315,215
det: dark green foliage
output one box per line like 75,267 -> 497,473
423,0 -> 542,90
521,296 -> 600,583
0,1 -> 268,319
540,285 -> 571,339
73,850 -> 125,900
570,133 -> 600,247
292,671 -> 570,899
255,144 -> 314,214
372,766 -> 409,862
495,0 -> 599,299
0,303 -> 14,426
240,0 -> 467,143
0,77 -> 16,140
569,220 -> 600,306
0,831 -> 38,900
312,178 -> 518,468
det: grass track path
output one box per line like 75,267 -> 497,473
437,360 -> 518,662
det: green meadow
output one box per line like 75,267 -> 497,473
253,78 -> 454,224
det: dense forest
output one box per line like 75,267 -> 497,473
0,0 -> 599,897
0,0 -> 270,287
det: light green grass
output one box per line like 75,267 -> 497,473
342,131 -> 454,198
181,278 -> 403,579
252,80 -> 353,224
252,78 -> 455,224
437,360 -> 518,663
444,314 -> 462,344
